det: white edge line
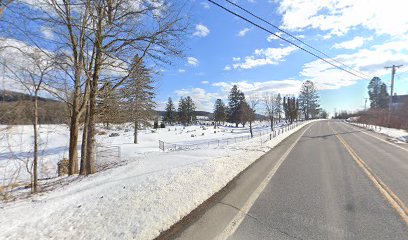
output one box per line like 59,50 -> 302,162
216,123 -> 314,240
344,122 -> 408,153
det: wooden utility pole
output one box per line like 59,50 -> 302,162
364,98 -> 368,111
385,65 -> 403,126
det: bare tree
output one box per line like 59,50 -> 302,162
2,49 -> 55,192
247,95 -> 259,138
79,0 -> 187,174
0,0 -> 12,17
264,93 -> 276,131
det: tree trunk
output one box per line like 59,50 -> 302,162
249,121 -> 253,138
84,41 -> 102,175
32,95 -> 39,193
80,101 -> 89,175
270,118 -> 274,131
68,112 -> 79,175
134,121 -> 138,144
85,77 -> 97,175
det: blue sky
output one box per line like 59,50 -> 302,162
1,0 -> 408,116
155,0 -> 408,114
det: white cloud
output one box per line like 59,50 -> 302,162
232,57 -> 241,62
187,57 -> 199,66
278,0 -> 408,38
267,32 -> 283,42
175,88 -> 221,111
178,69 -> 186,73
200,2 -> 210,9
41,26 -> 54,40
300,36 -> 408,90
224,65 -> 232,71
237,28 -> 251,37
0,38 -> 53,93
212,79 -> 303,96
333,36 -> 373,50
227,46 -> 297,70
201,80 -> 209,84
193,24 -> 210,37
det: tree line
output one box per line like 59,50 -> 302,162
163,80 -> 323,138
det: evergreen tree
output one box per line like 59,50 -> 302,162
163,97 -> 177,124
299,80 -> 320,120
275,93 -> 282,122
178,96 -> 196,125
368,77 -> 389,109
213,99 -> 227,125
98,82 -> 122,129
122,58 -> 156,144
178,97 -> 188,125
283,96 -> 289,122
237,101 -> 251,127
185,96 -> 196,124
227,85 -> 246,127
379,83 -> 389,108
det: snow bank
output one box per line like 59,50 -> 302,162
349,122 -> 408,143
0,120 -> 319,239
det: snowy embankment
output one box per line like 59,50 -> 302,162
347,121 -> 408,143
0,120 -> 319,239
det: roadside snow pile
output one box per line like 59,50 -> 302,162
349,122 -> 408,143
0,120 -> 319,240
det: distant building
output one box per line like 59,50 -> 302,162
391,94 -> 408,109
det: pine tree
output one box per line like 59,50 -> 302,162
178,96 -> 196,125
379,83 -> 389,108
163,97 -> 177,124
213,99 -> 227,125
122,58 -> 156,144
299,80 -> 320,120
275,93 -> 282,122
98,82 -> 122,129
368,77 -> 389,109
178,97 -> 188,125
185,96 -> 196,125
227,85 -> 245,127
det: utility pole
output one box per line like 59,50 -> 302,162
364,98 -> 368,111
385,64 -> 403,127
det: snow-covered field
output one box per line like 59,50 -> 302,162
347,121 -> 408,143
0,122 -> 283,185
0,120 -> 319,239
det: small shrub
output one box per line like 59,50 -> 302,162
57,158 -> 69,176
109,132 -> 120,137
153,120 -> 159,129
160,122 -> 165,128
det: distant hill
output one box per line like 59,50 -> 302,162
156,110 -> 212,118
0,90 -> 58,102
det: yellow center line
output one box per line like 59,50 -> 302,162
328,122 -> 408,226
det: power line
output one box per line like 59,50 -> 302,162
223,0 -> 371,80
207,0 -> 370,81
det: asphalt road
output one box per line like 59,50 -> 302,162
176,120 -> 408,240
